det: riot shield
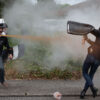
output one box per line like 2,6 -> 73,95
67,21 -> 95,35
13,44 -> 25,60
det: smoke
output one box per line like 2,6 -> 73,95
3,0 -> 99,70
64,0 -> 100,58
3,0 -> 64,36
66,6 -> 100,28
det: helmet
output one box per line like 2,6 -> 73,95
0,18 -> 8,28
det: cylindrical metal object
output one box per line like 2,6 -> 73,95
67,21 -> 95,35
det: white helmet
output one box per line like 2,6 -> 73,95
0,18 -> 5,23
0,18 -> 8,28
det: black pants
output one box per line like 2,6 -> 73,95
82,54 -> 100,91
0,56 -> 5,83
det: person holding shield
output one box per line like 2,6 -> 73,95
80,28 -> 100,99
67,21 -> 100,99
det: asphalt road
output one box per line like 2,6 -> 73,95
0,96 -> 100,100
0,68 -> 100,100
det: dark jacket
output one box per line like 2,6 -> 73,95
0,36 -> 12,56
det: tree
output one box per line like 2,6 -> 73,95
0,0 -> 14,17
0,1 -> 5,17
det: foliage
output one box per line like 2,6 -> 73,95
5,57 -> 82,80
0,0 -> 14,17
1,0 -> 81,80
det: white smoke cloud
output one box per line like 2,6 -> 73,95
55,0 -> 87,5
66,5 -> 100,28
3,0 -> 99,69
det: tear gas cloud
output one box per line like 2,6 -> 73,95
2,0 -> 99,70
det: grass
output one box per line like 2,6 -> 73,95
5,58 -> 82,80
5,38 -> 83,80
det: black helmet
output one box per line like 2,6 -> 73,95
0,23 -> 8,28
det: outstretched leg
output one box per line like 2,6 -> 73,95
89,60 -> 99,97
80,55 -> 92,99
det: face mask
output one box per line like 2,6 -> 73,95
1,32 -> 6,35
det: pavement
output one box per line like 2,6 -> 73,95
0,68 -> 100,100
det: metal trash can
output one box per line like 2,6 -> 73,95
67,21 -> 95,35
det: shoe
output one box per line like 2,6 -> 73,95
80,90 -> 86,99
90,85 -> 98,98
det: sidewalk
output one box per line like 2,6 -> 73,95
0,69 -> 100,96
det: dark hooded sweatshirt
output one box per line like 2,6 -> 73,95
0,36 -> 12,56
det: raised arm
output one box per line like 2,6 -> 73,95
83,35 -> 94,45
